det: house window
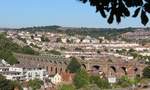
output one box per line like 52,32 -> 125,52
51,67 -> 53,72
55,68 -> 57,74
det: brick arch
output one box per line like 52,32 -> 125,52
134,67 -> 141,77
92,65 -> 101,71
134,67 -> 138,72
55,67 -> 58,73
60,68 -> 63,73
64,61 -> 68,65
110,66 -> 117,73
82,64 -> 86,69
49,60 -> 52,63
120,67 -> 127,75
54,61 -> 57,64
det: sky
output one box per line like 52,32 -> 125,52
0,0 -> 149,28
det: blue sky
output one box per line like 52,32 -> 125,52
0,0 -> 149,28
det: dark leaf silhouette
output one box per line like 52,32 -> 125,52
141,10 -> 149,26
99,10 -> 107,18
144,3 -> 150,13
123,0 -> 134,7
79,0 -> 87,3
108,13 -> 114,24
133,7 -> 141,17
145,0 -> 150,3
79,0 -> 150,25
134,0 -> 143,6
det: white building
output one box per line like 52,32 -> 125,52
82,39 -> 90,43
91,39 -> 99,44
0,60 -> 48,81
61,38 -> 67,43
34,37 -> 41,41
0,66 -> 24,80
139,52 -> 150,56
75,38 -> 81,43
49,73 -> 62,85
24,68 -> 47,81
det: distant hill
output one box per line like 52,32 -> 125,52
2,25 -> 150,39
17,26 -> 136,39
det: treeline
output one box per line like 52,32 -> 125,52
0,74 -> 23,90
16,26 -> 141,40
0,33 -> 38,65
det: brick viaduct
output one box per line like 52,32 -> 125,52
14,53 -> 146,78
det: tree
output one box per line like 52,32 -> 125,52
41,35 -> 50,42
79,0 -> 150,25
0,75 -> 22,90
0,49 -> 18,65
74,47 -> 83,51
22,46 -> 39,55
48,50 -> 61,55
29,79 -> 44,90
113,76 -> 141,88
0,33 -> 39,65
67,57 -> 81,73
128,48 -> 136,54
56,38 -> 62,43
90,76 -> 110,89
74,69 -> 90,89
12,80 -> 23,90
59,84 -> 75,90
143,66 -> 150,78
79,84 -> 100,90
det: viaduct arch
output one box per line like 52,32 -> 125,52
14,53 -> 146,78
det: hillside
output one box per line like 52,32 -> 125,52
16,26 -> 142,39
0,33 -> 38,64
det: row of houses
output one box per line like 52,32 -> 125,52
0,59 -> 73,86
121,29 -> 150,40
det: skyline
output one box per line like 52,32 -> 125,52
0,0 -> 150,28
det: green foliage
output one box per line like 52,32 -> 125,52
48,50 -> 61,55
0,34 -> 20,64
143,66 -> 150,78
116,49 -> 127,55
74,69 -> 90,89
17,36 -> 26,43
128,48 -> 136,53
0,74 -> 23,90
41,35 -> 50,42
67,57 -> 81,73
139,78 -> 150,85
117,76 -> 133,88
21,46 -> 39,55
78,84 -> 100,90
80,0 -> 150,25
29,79 -> 44,90
30,43 -> 41,49
74,47 -> 83,51
60,47 -> 66,50
59,84 -> 75,90
12,80 -> 23,90
0,49 -> 18,65
116,76 -> 141,88
56,38 -> 62,43
0,33 -> 39,64
90,76 -> 110,89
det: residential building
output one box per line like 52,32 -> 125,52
49,73 -> 62,85
24,68 -> 48,81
